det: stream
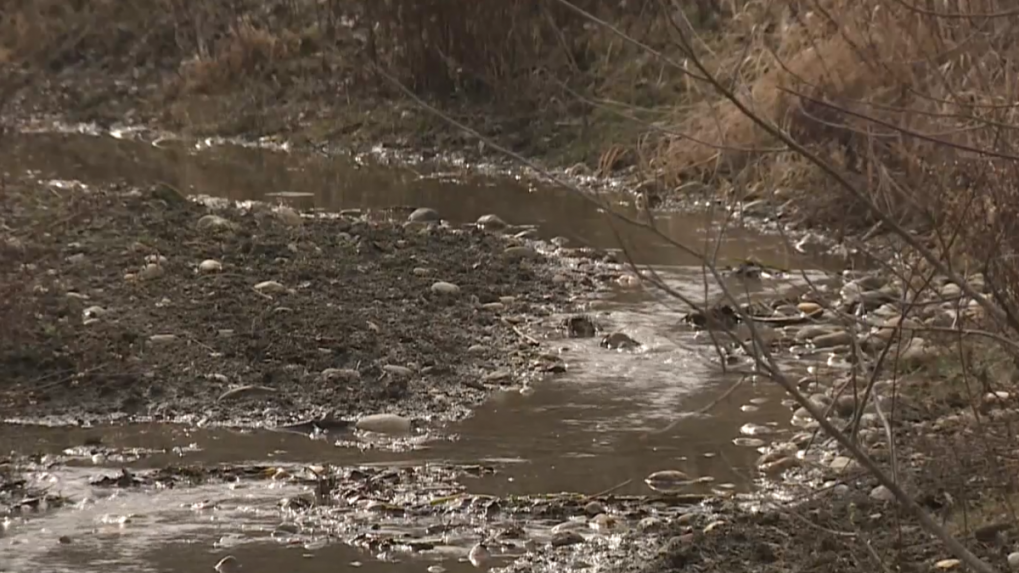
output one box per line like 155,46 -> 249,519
0,128 -> 847,572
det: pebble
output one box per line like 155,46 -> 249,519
197,214 -> 235,231
430,281 -> 461,295
276,206 -> 303,226
812,330 -> 853,348
504,246 -> 538,261
829,456 -> 856,473
870,485 -> 895,502
467,345 -> 488,354
355,413 -> 413,435
939,282 -> 962,298
589,513 -> 618,531
739,423 -> 774,436
382,365 -> 414,378
481,302 -> 505,312
795,325 -> 834,341
199,259 -> 223,272
215,556 -> 241,573
797,302 -> 822,314
733,437 -> 766,448
758,456 -> 800,475
218,385 -> 275,402
83,306 -> 107,319
644,470 -> 692,491
149,334 -> 178,344
139,263 -> 165,280
550,530 -> 585,547
601,332 -> 640,350
477,214 -> 508,230
1008,552 -> 1019,570
583,501 -> 605,516
934,559 -> 961,570
408,207 -> 440,222
321,368 -> 360,381
412,267 -> 430,276
254,280 -> 287,294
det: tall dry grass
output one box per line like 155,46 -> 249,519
658,0 -> 1019,262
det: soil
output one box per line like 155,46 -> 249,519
0,180 -> 587,426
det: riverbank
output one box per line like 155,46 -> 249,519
0,179 -> 597,426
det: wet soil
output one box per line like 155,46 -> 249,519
0,179 -> 586,426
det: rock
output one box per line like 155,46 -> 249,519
197,214 -> 236,231
565,315 -> 597,338
408,207 -> 440,222
504,246 -> 538,261
483,370 -> 512,384
758,456 -> 800,476
321,368 -> 360,381
583,501 -> 605,516
739,423 -> 774,436
514,229 -> 539,240
149,334 -> 177,344
412,267 -> 430,276
589,513 -> 618,531
218,385 -> 276,402
355,413 -> 413,435
139,263 -> 165,281
276,206 -> 303,226
934,559 -> 961,570
467,345 -> 488,354
834,395 -> 859,417
601,332 -> 640,350
83,306 -> 107,320
383,364 -> 414,378
430,281 -> 461,295
869,485 -> 895,502
254,280 -> 287,294
480,302 -> 505,312
940,282 -> 962,298
797,302 -> 822,314
215,555 -> 241,573
468,543 -> 490,567
897,338 -> 937,367
1008,551 -> 1019,570
795,325 -> 834,341
829,456 -> 856,473
812,330 -> 853,348
199,259 -> 223,273
550,530 -> 585,547
477,214 -> 508,231
733,437 -> 766,448
644,470 -> 693,491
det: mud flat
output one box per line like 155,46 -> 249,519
0,179 -> 592,427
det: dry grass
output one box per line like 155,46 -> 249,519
657,0 -> 1019,230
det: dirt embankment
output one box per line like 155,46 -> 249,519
0,181 -> 588,426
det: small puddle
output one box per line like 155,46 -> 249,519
1,128 -> 848,572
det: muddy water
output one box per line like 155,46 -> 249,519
1,129 -> 844,572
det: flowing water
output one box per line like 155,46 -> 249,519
0,128 -> 846,572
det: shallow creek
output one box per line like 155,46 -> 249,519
1,129 -> 849,572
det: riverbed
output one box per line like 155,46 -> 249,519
0,126 -> 848,573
